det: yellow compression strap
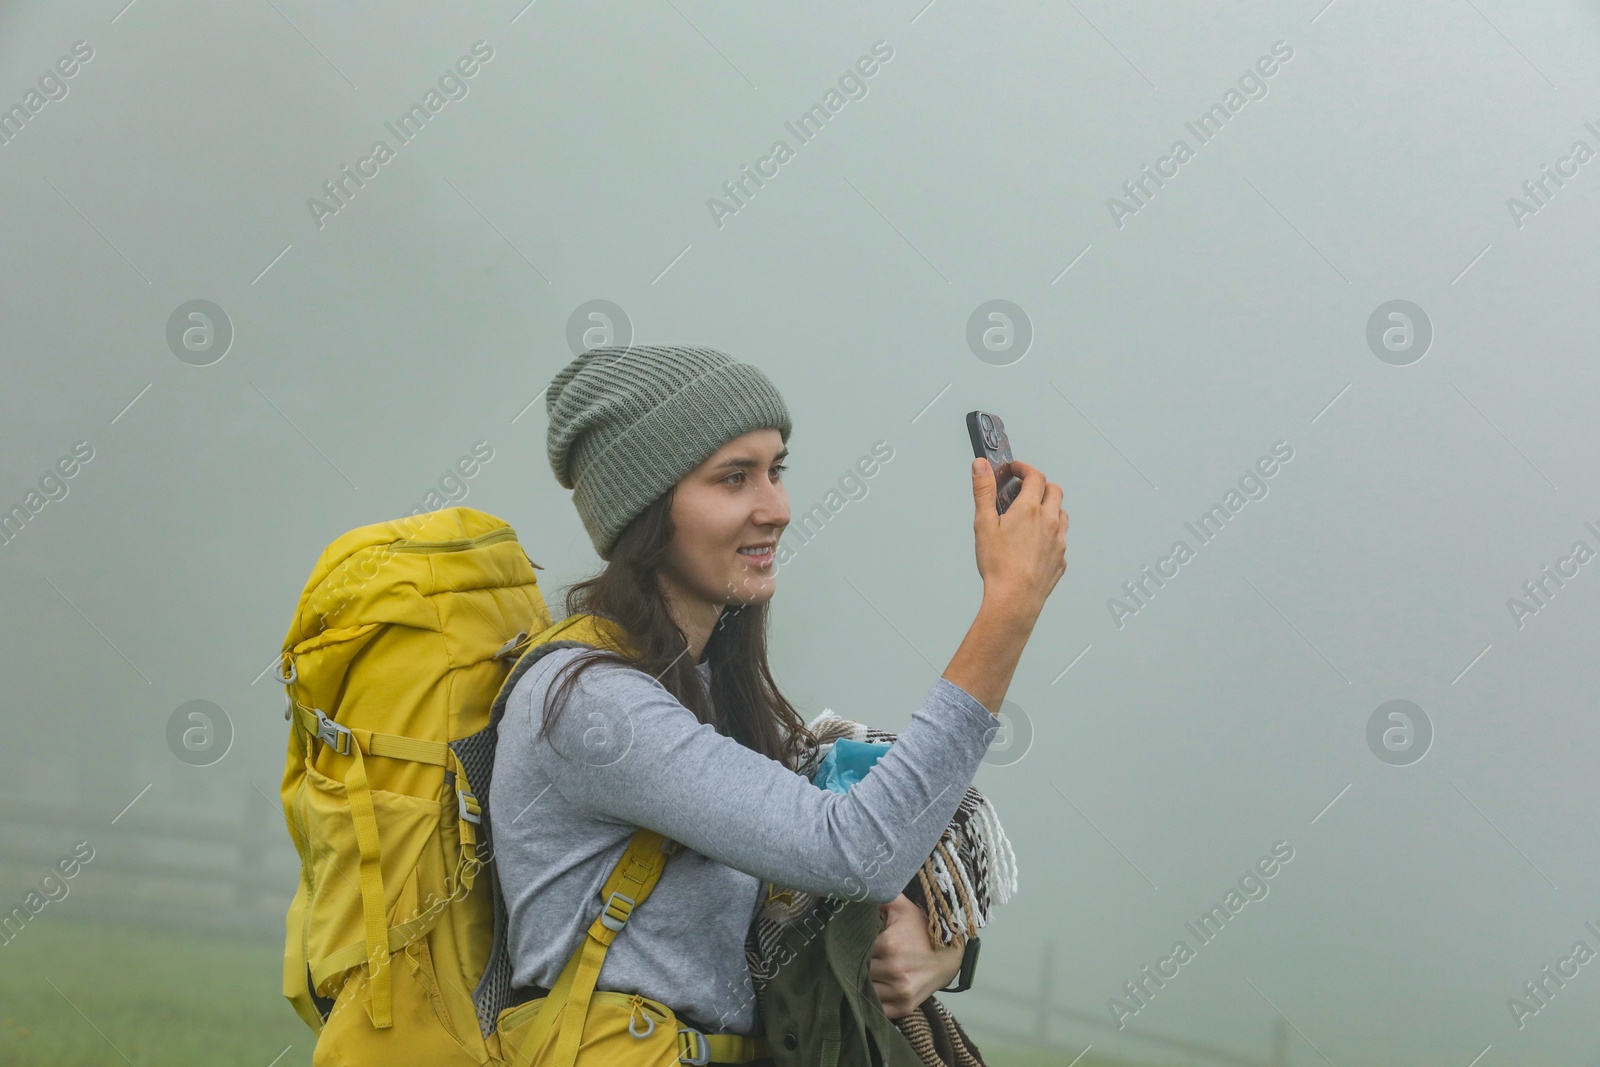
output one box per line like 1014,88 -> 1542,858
341,730 -> 392,1027
291,704 -> 451,768
307,756 -> 483,987
291,705 -> 484,1022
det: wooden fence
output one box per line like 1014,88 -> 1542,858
1,798 -> 1295,1065
0,789 -> 301,941
957,940 -> 1292,1067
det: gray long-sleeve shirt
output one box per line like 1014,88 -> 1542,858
488,645 -> 998,1034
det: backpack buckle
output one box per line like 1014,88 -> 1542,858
677,1027 -> 711,1065
600,889 -> 635,931
313,709 -> 352,755
457,789 -> 481,825
494,632 -> 528,662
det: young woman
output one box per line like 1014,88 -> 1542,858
489,344 -> 1067,1048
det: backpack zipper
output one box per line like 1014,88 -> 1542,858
390,527 -> 518,554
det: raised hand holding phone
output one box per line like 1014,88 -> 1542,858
942,417 -> 1069,715
970,457 -> 1067,615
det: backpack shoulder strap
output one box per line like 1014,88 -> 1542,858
510,826 -> 672,1067
487,613 -> 637,730
492,614 -> 674,1067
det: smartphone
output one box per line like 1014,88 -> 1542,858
966,410 -> 1023,514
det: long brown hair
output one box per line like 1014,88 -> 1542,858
538,481 -> 815,771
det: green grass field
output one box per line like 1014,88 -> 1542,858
0,916 -> 1132,1066
0,916 -> 306,1066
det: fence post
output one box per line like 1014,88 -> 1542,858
1033,939 -> 1056,1043
1270,1015 -> 1289,1067
236,797 -> 270,911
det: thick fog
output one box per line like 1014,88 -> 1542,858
3,2 -> 1598,1065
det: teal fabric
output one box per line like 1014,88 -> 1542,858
811,739 -> 893,794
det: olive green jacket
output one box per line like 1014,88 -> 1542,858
759,897 -> 925,1067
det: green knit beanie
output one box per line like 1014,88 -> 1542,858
546,344 -> 793,560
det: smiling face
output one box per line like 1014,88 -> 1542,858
658,428 -> 790,615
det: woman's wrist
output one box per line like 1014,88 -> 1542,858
980,585 -> 1043,629
974,589 -> 1042,662
942,593 -> 1037,715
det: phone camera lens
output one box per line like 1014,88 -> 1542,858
979,413 -> 993,435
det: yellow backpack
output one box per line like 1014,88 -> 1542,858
275,506 -> 770,1066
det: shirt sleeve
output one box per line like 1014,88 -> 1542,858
505,648 -> 1000,903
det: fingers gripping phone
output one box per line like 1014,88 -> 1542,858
966,410 -> 1023,514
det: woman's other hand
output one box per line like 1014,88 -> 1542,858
868,893 -> 965,1019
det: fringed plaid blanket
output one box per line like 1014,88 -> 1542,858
745,709 -> 1019,1067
